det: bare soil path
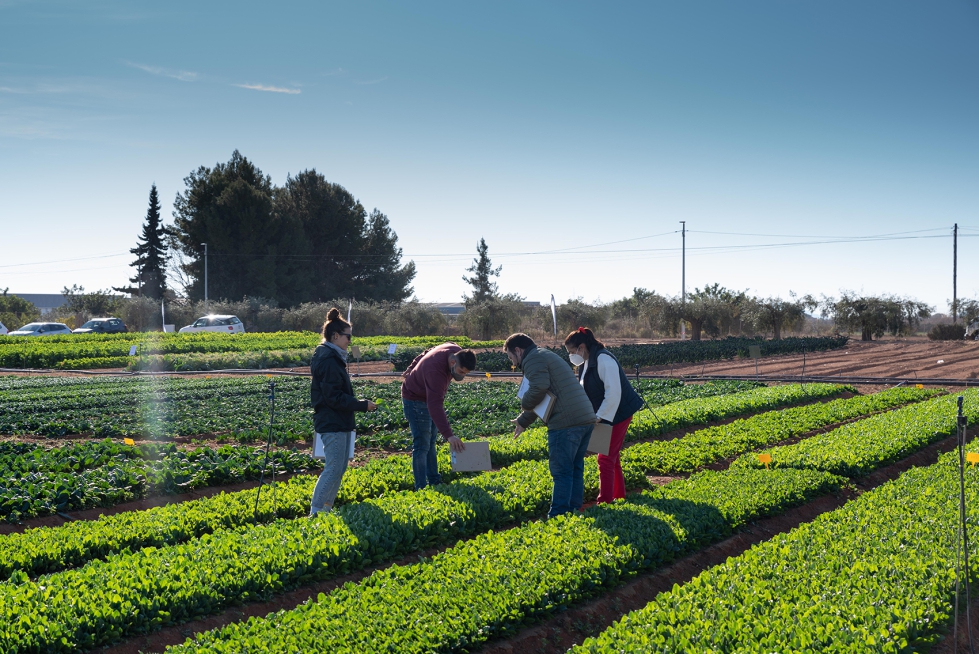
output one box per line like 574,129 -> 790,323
643,338 -> 979,381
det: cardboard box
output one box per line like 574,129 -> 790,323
587,422 -> 613,455
450,440 -> 492,472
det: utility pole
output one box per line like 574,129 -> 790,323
680,221 -> 686,340
202,242 -> 208,313
953,223 -> 958,323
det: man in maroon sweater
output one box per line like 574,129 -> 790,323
401,343 -> 477,490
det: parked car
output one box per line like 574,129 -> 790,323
178,315 -> 245,334
72,317 -> 128,334
9,322 -> 73,336
0,321 -> 7,336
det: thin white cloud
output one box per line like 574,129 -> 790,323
321,67 -> 346,77
355,76 -> 388,85
233,83 -> 301,95
126,62 -> 198,82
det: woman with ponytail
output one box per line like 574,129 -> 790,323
309,308 -> 377,515
564,327 -> 643,503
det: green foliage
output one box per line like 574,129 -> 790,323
929,323 -> 966,340
164,467 -> 843,654
114,183 -> 168,302
170,152 -> 415,305
574,441 -> 979,653
0,331 -> 499,370
733,390 -> 979,477
336,383 -> 846,503
0,291 -> 41,332
621,385 -> 940,475
824,291 -> 932,341
0,439 -> 318,523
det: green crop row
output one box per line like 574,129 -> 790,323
0,374 -> 760,449
0,382 -> 859,579
573,416 -> 979,652
0,476 -> 317,579
335,383 -> 849,504
0,453 -> 841,654
619,385 -> 941,476
0,385 -> 935,651
161,390 -> 970,653
0,458 -> 585,652
733,390 -> 978,477
0,440 -> 319,523
0,332 -> 501,370
164,466 -> 845,653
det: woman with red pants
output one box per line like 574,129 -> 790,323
564,327 -> 644,503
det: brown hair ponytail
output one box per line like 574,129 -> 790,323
321,308 -> 352,343
564,326 -> 604,350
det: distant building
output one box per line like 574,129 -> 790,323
8,293 -> 67,314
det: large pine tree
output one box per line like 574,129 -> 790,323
116,184 -> 169,300
169,153 -> 416,305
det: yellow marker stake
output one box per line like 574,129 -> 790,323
124,438 -> 135,446
758,453 -> 772,470
485,372 -> 492,379
968,453 -> 979,468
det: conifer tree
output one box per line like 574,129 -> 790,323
115,184 -> 169,300
462,238 -> 501,303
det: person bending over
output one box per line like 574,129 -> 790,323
401,343 -> 476,490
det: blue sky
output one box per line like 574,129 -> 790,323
1,1 -> 977,312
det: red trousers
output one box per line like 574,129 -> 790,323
596,415 -> 632,504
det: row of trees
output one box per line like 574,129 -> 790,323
457,241 -> 935,341
114,151 -> 416,306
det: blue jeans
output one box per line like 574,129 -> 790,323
310,431 -> 350,515
547,424 -> 594,519
403,399 -> 442,490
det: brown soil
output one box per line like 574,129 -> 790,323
645,338 -> 979,382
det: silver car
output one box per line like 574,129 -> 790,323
178,315 -> 245,334
9,322 -> 73,336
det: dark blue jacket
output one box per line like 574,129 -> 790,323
310,344 -> 368,433
578,347 -> 643,425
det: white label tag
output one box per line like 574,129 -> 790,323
387,343 -> 398,355
129,345 -> 138,356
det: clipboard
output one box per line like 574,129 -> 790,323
450,440 -> 492,472
517,377 -> 557,423
313,431 -> 356,459
586,422 -> 613,455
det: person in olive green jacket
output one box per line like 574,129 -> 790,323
506,333 -> 596,518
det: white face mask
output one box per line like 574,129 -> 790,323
569,352 -> 585,367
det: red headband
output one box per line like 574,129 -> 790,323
577,327 -> 586,334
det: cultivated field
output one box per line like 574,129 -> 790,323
1,337 -> 978,652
